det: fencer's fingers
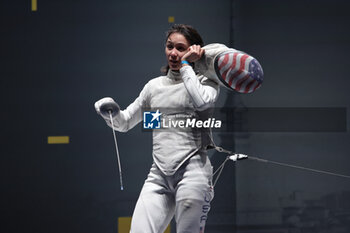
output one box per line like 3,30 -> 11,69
190,45 -> 199,51
183,45 -> 203,63
182,50 -> 191,61
196,46 -> 203,57
192,45 -> 199,53
193,45 -> 198,54
188,45 -> 197,56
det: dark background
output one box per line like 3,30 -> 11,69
1,0 -> 350,232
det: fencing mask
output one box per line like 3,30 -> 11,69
195,43 -> 263,94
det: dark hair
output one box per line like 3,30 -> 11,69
166,24 -> 204,47
161,24 -> 204,74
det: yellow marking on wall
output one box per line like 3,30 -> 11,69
47,136 -> 69,144
118,217 -> 170,233
31,0 -> 37,11
168,16 -> 175,23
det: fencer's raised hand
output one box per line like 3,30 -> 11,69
94,97 -> 120,118
181,45 -> 205,63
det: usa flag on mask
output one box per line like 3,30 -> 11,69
214,51 -> 263,93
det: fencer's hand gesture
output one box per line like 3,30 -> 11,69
94,97 -> 120,118
181,45 -> 205,63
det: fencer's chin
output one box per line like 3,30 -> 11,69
170,68 -> 180,72
169,63 -> 180,71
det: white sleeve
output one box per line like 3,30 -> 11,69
105,82 -> 150,132
180,65 -> 220,110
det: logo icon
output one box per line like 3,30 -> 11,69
143,110 -> 162,129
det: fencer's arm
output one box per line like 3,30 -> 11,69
180,65 -> 219,110
106,101 -> 143,132
95,84 -> 149,132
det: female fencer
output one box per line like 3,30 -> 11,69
95,24 -> 219,233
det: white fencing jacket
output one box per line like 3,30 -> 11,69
105,66 -> 220,175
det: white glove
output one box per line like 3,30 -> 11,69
94,97 -> 120,119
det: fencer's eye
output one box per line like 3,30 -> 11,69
177,46 -> 186,52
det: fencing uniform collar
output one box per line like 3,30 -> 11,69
167,69 -> 182,82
